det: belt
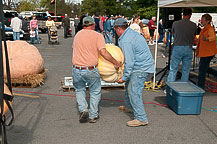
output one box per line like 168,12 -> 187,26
73,65 -> 96,70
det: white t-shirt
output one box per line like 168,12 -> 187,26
130,23 -> 141,33
30,30 -> 36,38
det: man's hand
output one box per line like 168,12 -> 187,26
114,61 -> 122,70
117,79 -> 125,83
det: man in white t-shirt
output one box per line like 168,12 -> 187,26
10,13 -> 22,41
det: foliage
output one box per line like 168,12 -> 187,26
16,0 -> 39,12
137,5 -> 157,19
81,0 -> 105,16
193,7 -> 217,13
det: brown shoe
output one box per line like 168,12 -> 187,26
89,116 -> 99,123
127,119 -> 148,127
119,106 -> 133,113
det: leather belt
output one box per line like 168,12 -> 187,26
73,65 -> 96,70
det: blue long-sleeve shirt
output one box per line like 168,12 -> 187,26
104,19 -> 111,32
118,27 -> 155,81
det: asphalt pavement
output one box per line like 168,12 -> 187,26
6,28 -> 217,144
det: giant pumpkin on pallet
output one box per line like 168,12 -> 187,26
1,84 -> 12,115
2,41 -> 44,79
97,44 -> 124,83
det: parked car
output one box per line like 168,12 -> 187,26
20,11 -> 37,19
3,10 -> 19,27
0,22 -> 24,40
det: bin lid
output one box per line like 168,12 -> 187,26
166,82 -> 205,94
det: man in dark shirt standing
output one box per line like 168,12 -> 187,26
167,8 -> 197,82
94,12 -> 101,33
62,14 -> 70,38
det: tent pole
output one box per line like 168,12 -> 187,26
153,7 -> 160,89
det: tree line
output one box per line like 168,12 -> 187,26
2,0 -> 217,19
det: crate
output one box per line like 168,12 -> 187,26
166,82 -> 205,115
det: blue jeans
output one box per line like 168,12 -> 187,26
13,32 -> 20,40
158,33 -> 164,43
125,71 -> 148,122
105,31 -> 112,44
72,67 -> 101,119
34,29 -> 40,44
30,37 -> 35,44
167,46 -> 193,82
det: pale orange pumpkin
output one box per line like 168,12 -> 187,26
143,27 -> 159,41
143,27 -> 150,40
97,44 -> 124,82
2,40 -> 44,78
1,84 -> 12,115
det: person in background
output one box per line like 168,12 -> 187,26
94,12 -> 101,33
158,19 -> 164,44
148,16 -> 157,45
167,8 -> 197,82
130,16 -> 141,33
46,16 -> 55,42
131,14 -> 144,35
196,14 -> 217,89
30,27 -> 36,44
30,15 -> 40,44
104,16 -> 112,43
99,15 -> 104,33
21,16 -> 29,33
72,16 -> 121,123
10,13 -> 22,41
114,18 -> 155,127
77,15 -> 86,32
74,14 -> 80,35
110,15 -> 115,36
62,14 -> 70,38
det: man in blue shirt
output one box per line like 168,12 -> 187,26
114,18 -> 155,127
104,16 -> 112,43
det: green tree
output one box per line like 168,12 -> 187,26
16,0 -> 39,12
137,5 -> 157,19
81,0 -> 105,15
40,0 -> 75,16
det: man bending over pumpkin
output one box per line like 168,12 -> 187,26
115,18 -> 155,127
72,16 -> 121,123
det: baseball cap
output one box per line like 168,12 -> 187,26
114,18 -> 128,26
83,16 -> 95,26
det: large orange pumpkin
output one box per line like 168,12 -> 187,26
1,84 -> 12,115
97,44 -> 124,82
2,40 -> 44,78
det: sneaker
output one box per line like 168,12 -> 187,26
89,116 -> 99,123
79,111 -> 89,123
119,106 -> 133,113
126,119 -> 148,127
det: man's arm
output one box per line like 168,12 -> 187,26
99,48 -> 121,69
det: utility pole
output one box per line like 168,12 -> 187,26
55,0 -> 57,16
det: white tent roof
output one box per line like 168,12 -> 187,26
158,0 -> 217,7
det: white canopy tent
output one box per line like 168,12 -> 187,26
153,0 -> 217,87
